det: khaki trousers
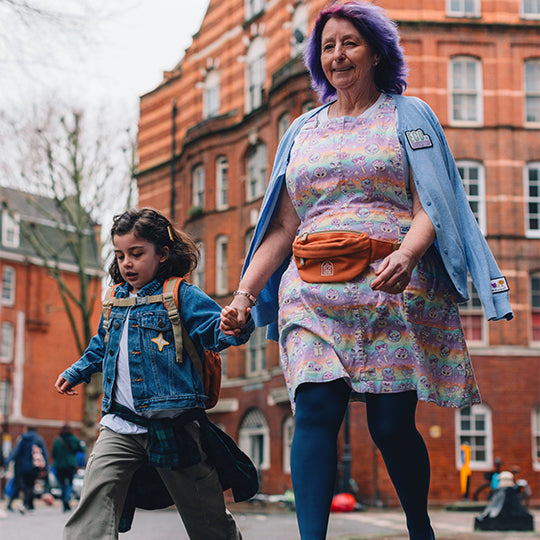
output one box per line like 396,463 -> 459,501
64,425 -> 241,540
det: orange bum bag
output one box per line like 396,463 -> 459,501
292,231 -> 400,283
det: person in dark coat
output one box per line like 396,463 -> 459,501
51,424 -> 83,511
6,426 -> 48,512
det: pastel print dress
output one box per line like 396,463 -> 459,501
278,94 -> 480,410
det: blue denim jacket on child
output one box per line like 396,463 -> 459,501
61,279 -> 253,413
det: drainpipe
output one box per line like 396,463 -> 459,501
170,99 -> 177,221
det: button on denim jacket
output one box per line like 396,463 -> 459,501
61,279 -> 254,413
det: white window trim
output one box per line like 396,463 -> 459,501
203,70 -> 220,119
245,0 -> 266,20
532,406 -> 540,471
246,143 -> 267,202
193,241 -> 205,290
2,211 -> 20,248
524,59 -> 540,126
239,408 -> 270,470
446,0 -> 481,17
290,4 -> 308,57
457,160 -> 487,235
459,276 -> 488,346
525,162 -> 540,238
2,266 -> 16,306
215,235 -> 228,296
1,322 -> 14,363
215,156 -> 229,211
455,405 -> 493,471
246,326 -> 267,377
245,37 -> 266,113
283,415 -> 294,473
449,56 -> 484,126
191,165 -> 205,209
521,0 -> 540,19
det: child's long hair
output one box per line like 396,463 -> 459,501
108,208 -> 199,284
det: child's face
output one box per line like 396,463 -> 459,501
113,232 -> 168,293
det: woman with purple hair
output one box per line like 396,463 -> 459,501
222,2 -> 512,539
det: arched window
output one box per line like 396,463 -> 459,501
239,408 -> 270,470
525,59 -> 540,124
203,70 -> 220,119
191,164 -> 205,208
245,37 -> 266,113
449,56 -> 483,125
215,156 -> 229,210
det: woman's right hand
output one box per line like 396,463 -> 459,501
54,376 -> 78,396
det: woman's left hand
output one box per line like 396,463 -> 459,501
370,248 -> 416,294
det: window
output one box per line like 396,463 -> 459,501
203,70 -> 220,119
531,273 -> 540,343
192,242 -> 205,290
1,322 -> 14,363
533,406 -> 540,470
447,0 -> 480,17
246,326 -> 267,376
2,266 -> 15,306
245,0 -> 265,20
245,37 -> 266,113
459,278 -> 486,344
522,0 -> 540,18
220,348 -> 228,379
2,211 -> 20,248
456,405 -> 493,469
0,380 -> 9,419
450,57 -> 483,124
525,163 -> 540,236
277,112 -> 290,141
291,4 -> 308,57
215,156 -> 229,210
246,143 -> 267,201
525,59 -> 540,123
457,161 -> 486,234
215,235 -> 228,295
239,408 -> 270,470
191,165 -> 205,209
283,415 -> 294,473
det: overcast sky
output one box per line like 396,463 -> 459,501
1,0 -> 209,112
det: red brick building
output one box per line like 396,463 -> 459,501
0,187 -> 102,457
136,0 -> 540,506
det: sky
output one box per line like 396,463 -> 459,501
1,0 -> 210,112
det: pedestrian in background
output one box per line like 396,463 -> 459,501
6,426 -> 49,512
52,424 -> 83,512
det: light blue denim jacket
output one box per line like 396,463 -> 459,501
61,279 -> 254,413
245,94 -> 513,340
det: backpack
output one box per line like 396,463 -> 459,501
32,443 -> 46,470
102,277 -> 222,409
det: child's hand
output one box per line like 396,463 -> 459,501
55,375 -> 78,396
220,305 -> 251,336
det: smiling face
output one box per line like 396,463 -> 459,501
113,232 -> 168,293
320,17 -> 378,97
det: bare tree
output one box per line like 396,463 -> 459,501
1,99 -> 137,448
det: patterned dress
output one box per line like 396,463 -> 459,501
278,94 -> 480,410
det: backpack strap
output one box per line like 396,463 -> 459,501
162,278 -> 204,381
102,284 -> 121,345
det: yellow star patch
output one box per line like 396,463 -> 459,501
151,332 -> 169,352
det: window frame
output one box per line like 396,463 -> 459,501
455,404 -> 493,470
531,272 -> 540,344
2,211 -> 20,248
239,408 -> 270,470
533,406 -> 540,471
446,0 -> 480,17
282,415 -> 294,473
215,235 -> 228,296
525,59 -> 540,125
246,326 -> 267,376
192,241 -> 205,291
521,0 -> 540,19
244,0 -> 266,20
525,162 -> 540,238
1,266 -> 16,306
245,37 -> 266,113
203,70 -> 220,119
449,56 -> 484,126
290,4 -> 308,57
246,143 -> 267,202
457,160 -> 487,235
1,322 -> 14,363
215,156 -> 229,210
191,164 -> 206,209
459,277 -> 488,345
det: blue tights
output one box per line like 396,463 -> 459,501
290,380 -> 433,540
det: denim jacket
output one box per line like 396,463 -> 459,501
61,279 -> 254,413
244,94 -> 512,340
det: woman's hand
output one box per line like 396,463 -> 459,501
54,376 -> 78,396
370,247 -> 416,294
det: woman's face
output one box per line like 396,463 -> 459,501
320,17 -> 378,95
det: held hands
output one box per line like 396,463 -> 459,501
54,375 -> 78,396
220,297 -> 252,336
370,247 -> 417,294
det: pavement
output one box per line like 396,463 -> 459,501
0,498 -> 538,539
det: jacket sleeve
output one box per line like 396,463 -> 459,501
177,282 -> 254,354
60,315 -> 107,386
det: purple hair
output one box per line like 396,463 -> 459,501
304,1 -> 408,103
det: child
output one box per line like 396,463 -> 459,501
55,208 -> 253,540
